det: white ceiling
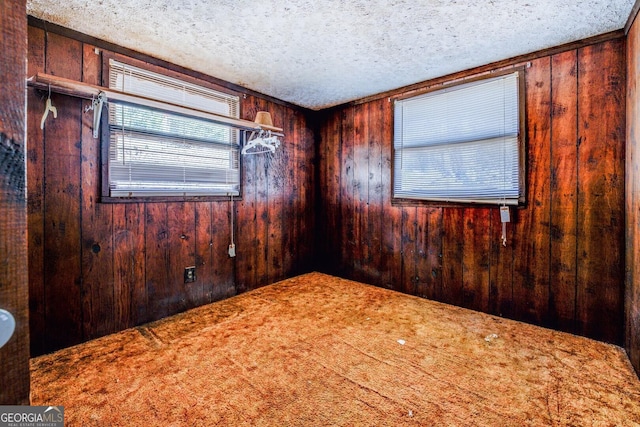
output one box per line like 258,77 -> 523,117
27,0 -> 635,110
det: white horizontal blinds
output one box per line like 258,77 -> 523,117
394,71 -> 521,204
109,60 -> 239,117
108,59 -> 240,197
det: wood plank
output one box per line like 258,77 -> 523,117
512,57 -> 552,327
0,0 -> 29,404
488,208 -> 514,318
576,39 -> 626,344
167,202 -> 197,310
425,208 -> 444,301
266,101 -> 285,283
145,203 -> 171,319
549,49 -> 578,333
352,102 -> 369,283
42,32 -> 84,352
211,200 -> 236,301
280,105 -> 295,277
81,43 -> 115,341
366,99 -> 384,286
235,96 -> 259,292
315,109 -> 329,271
441,208 -> 464,306
626,13 -> 640,375
319,109 -> 342,274
413,208 -> 429,298
340,106 -> 355,278
380,98 -> 403,290
27,24 -> 46,356
299,110 -> 315,272
253,98 -> 269,288
462,209 -> 491,312
401,207 -> 418,294
112,203 -> 145,327
195,202 -> 214,302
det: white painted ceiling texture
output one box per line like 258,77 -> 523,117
27,0 -> 634,110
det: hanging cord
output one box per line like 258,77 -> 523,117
500,77 -> 510,247
228,194 -> 236,257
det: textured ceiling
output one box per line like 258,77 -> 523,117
27,0 -> 634,110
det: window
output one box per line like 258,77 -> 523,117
393,70 -> 524,205
105,59 -> 241,198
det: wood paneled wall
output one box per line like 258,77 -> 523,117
0,0 -> 30,404
26,23 -> 630,356
27,26 -> 315,356
626,15 -> 640,375
318,37 -> 626,345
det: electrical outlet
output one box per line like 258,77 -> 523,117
184,266 -> 196,283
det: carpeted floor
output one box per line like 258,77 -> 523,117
31,272 -> 640,426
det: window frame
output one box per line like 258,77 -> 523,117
391,67 -> 527,208
100,52 -> 244,203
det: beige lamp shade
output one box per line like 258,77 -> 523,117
254,111 -> 274,127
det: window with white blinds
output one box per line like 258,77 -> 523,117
106,59 -> 241,197
393,71 -> 523,205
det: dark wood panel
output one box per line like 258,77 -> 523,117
317,36 -> 626,346
576,39 -> 626,344
425,208 -> 443,301
235,97 -> 258,293
43,32 -> 84,352
299,111 -> 315,272
253,98 -> 269,288
413,207 -> 429,298
27,30 -> 316,355
27,25 -> 46,356
549,49 -> 578,333
367,99 -> 384,285
210,201 -> 235,301
626,15 -> 640,376
81,43 -> 115,341
340,106 -> 355,278
318,109 -> 343,274
401,206 -> 418,294
282,106 -> 298,276
194,201 -> 213,302
145,203 -> 171,319
462,209 -> 490,313
266,101 -> 285,284
0,0 -> 29,404
25,23 -> 627,356
113,203 -> 145,327
441,208 -> 464,306
379,99 -> 403,290
352,102 -> 369,283
488,208 -> 514,318
512,56 -> 552,327
168,202 -> 198,307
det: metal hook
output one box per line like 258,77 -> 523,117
40,84 -> 57,130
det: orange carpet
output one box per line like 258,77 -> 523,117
31,272 -> 640,426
